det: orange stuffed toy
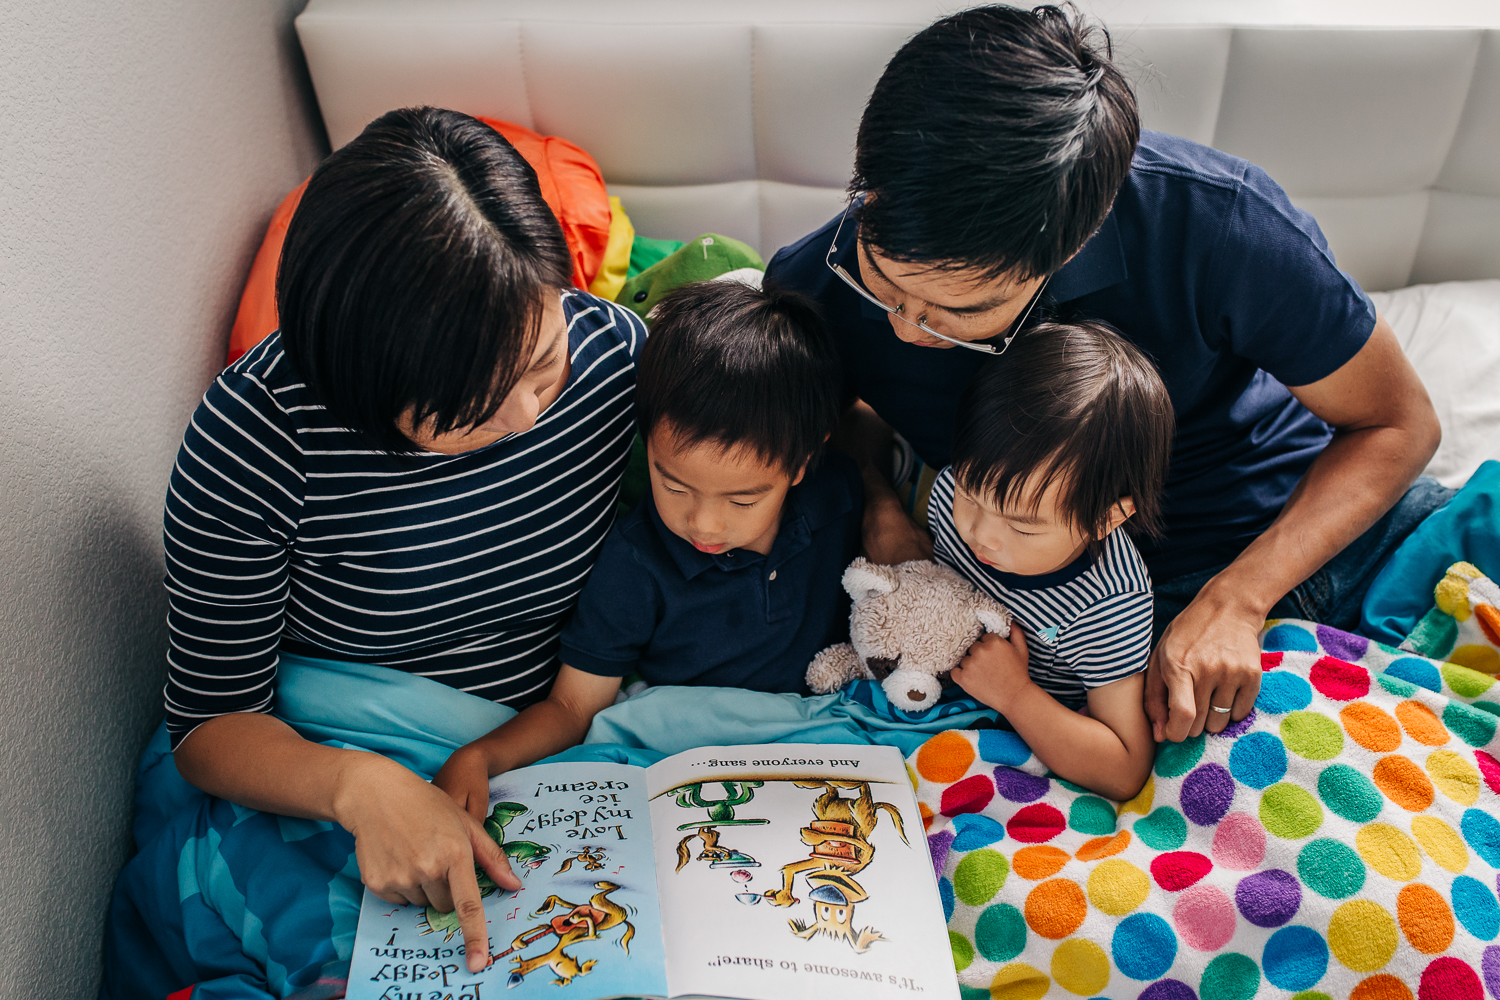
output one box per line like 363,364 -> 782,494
226,116 -> 612,365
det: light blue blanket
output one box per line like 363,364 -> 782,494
103,652 -> 996,999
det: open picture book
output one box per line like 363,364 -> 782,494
346,743 -> 958,1000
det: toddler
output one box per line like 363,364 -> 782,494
935,321 -> 1171,800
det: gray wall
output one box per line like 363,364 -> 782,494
0,2 -> 326,993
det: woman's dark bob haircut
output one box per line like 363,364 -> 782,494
853,4 -> 1140,283
276,106 -> 573,451
952,321 -> 1173,542
635,281 -> 843,476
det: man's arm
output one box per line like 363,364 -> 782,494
830,399 -> 933,565
1147,315 -> 1440,741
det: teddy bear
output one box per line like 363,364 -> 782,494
806,558 -> 1012,712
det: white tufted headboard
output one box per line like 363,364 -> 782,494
296,0 -> 1500,293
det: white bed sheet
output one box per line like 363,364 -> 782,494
1371,279 -> 1500,487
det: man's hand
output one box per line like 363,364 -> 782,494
831,399 -> 934,565
335,753 -> 520,973
862,490 -> 933,565
435,741 -> 494,823
951,628 -> 1032,710
1145,586 -> 1264,742
1145,317 -> 1437,743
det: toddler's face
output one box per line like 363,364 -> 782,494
952,474 -> 1131,577
647,423 -> 804,557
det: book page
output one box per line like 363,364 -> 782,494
346,761 -> 668,1000
646,745 -> 958,1000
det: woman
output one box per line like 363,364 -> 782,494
143,107 -> 644,978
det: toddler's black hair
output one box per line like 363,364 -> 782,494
635,281 -> 842,475
952,320 -> 1173,541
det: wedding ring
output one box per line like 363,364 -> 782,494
1210,705 -> 1232,714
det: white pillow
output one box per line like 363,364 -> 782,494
1368,280 -> 1500,488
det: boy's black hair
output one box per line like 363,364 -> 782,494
952,321 -> 1173,541
635,281 -> 842,475
853,4 -> 1139,283
276,106 -> 573,451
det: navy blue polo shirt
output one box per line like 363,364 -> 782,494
765,131 -> 1376,581
558,451 -> 863,693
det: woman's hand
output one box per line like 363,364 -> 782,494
334,752 -> 520,973
435,742 -> 495,822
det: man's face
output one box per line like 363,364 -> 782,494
856,240 -> 1047,348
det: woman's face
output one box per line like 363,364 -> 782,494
401,293 -> 570,454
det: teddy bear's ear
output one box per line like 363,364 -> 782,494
843,558 -> 898,601
973,595 -> 1011,637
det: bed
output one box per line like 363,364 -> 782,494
112,3 -> 1500,998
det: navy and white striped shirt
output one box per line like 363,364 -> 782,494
162,291 -> 645,747
928,467 -> 1153,708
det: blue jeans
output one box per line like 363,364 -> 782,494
1152,476 -> 1457,643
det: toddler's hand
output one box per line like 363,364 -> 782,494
434,742 -> 493,823
951,628 -> 1032,709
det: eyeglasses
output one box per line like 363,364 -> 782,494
824,198 -> 1048,355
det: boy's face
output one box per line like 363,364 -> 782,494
952,474 -> 1133,577
647,423 -> 804,557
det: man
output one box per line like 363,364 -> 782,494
766,4 -> 1447,743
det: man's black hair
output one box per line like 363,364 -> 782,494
276,106 -> 573,451
635,281 -> 842,475
853,4 -> 1140,282
952,321 -> 1173,541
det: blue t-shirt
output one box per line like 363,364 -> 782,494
558,452 -> 863,692
765,131 -> 1376,580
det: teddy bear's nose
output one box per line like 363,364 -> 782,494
907,689 -> 927,702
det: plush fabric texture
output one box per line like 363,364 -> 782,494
616,232 -> 764,320
1362,460 -> 1500,645
1404,562 -> 1500,677
806,558 -> 1011,712
587,195 -> 635,302
915,619 -> 1500,1000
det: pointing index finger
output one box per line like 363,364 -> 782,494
450,858 -> 491,973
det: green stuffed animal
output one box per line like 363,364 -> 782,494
616,233 -> 765,321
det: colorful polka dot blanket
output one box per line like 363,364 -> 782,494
910,618 -> 1500,1000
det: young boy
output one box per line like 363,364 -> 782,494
936,321 -> 1171,801
436,280 -> 862,816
